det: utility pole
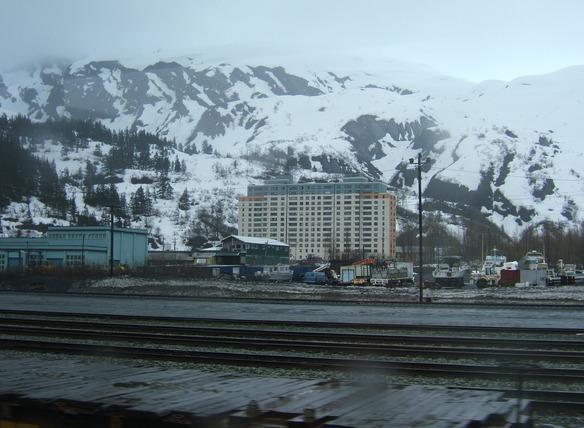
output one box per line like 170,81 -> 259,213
410,153 -> 426,303
105,204 -> 120,277
110,205 -> 115,276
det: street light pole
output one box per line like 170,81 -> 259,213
410,153 -> 424,303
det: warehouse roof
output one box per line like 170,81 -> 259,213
222,235 -> 289,247
48,226 -> 148,234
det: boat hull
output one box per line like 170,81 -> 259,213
434,275 -> 466,287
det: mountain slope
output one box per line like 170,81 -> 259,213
1,54 -> 583,243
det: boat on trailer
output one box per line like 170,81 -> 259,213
472,249 -> 507,287
432,256 -> 471,287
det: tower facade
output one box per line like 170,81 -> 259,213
238,177 -> 397,260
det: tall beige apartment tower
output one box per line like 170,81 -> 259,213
238,176 -> 397,260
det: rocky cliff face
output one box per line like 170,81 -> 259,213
1,55 -> 583,237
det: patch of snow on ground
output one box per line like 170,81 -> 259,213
80,277 -> 584,304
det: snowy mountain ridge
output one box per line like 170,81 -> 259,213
1,52 -> 583,244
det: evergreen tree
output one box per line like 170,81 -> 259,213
118,194 -> 129,219
130,186 -> 156,218
77,207 -> 99,226
201,140 -> 213,154
144,188 -> 154,216
108,183 -> 121,206
69,197 -> 78,222
178,189 -> 190,211
156,169 -> 173,200
130,186 -> 147,217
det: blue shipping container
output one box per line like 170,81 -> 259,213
304,271 -> 327,284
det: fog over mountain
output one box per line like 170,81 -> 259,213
0,1 -> 583,247
2,0 -> 584,81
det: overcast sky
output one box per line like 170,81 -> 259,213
1,0 -> 583,82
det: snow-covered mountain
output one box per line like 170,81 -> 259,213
1,52 -> 583,244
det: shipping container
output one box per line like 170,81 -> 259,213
499,269 -> 520,286
341,267 -> 355,284
304,271 -> 327,284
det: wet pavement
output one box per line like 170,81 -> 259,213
1,291 -> 583,329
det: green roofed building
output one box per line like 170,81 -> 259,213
0,226 -> 148,271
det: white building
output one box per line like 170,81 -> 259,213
238,176 -> 397,260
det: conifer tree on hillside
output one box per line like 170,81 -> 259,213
154,149 -> 173,200
130,186 -> 147,217
144,188 -> 154,216
69,197 -> 78,222
156,169 -> 173,200
201,141 -> 213,154
77,207 -> 99,226
0,115 -> 178,227
178,189 -> 190,211
130,186 -> 156,218
118,194 -> 129,220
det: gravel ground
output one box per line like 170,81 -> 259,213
70,276 -> 584,304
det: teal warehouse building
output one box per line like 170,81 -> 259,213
0,226 -> 148,271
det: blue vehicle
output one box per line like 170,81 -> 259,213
291,265 -> 317,281
303,271 -> 327,284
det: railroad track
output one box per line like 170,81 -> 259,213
2,308 -> 584,335
2,336 -> 584,384
1,316 -> 584,382
1,319 -> 584,363
1,311 -> 584,412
